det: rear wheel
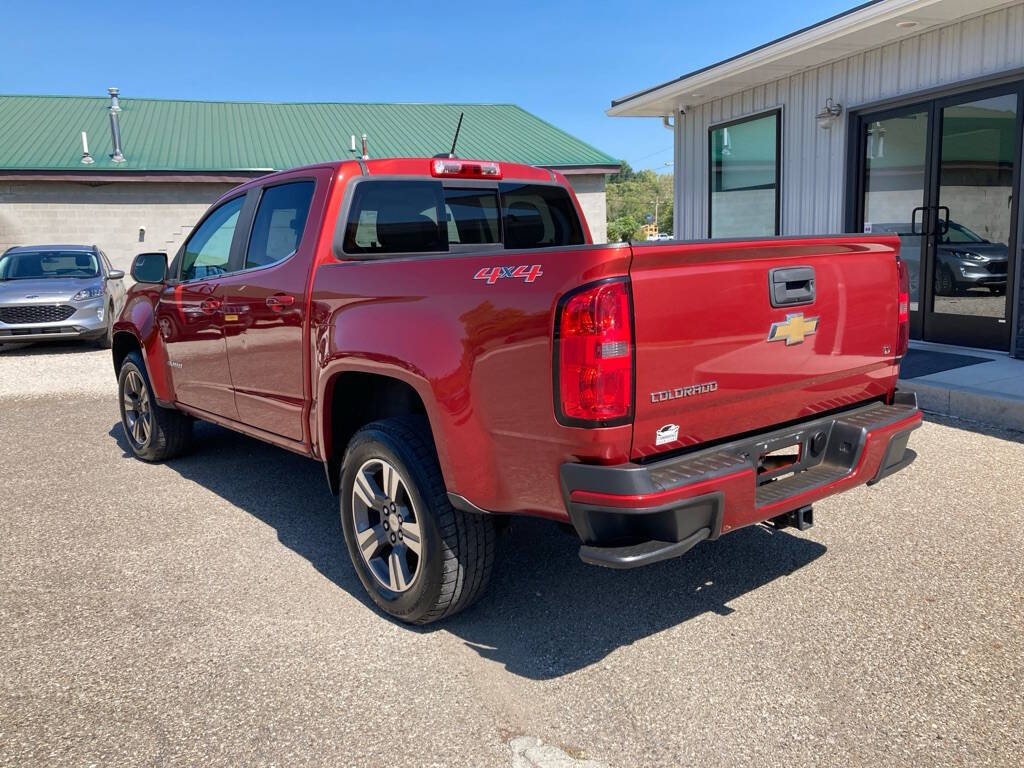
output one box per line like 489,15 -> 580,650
117,352 -> 192,461
339,417 -> 496,624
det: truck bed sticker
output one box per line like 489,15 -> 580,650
473,265 -> 544,284
656,424 -> 680,446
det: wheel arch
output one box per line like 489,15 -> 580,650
320,368 -> 442,495
112,330 -> 142,375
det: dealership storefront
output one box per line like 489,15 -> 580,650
609,0 -> 1024,359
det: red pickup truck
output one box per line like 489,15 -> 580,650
112,156 -> 921,624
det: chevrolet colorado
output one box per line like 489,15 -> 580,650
112,156 -> 921,624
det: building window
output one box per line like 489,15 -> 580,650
709,110 -> 780,238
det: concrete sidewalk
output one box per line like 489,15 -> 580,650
898,341 -> 1024,431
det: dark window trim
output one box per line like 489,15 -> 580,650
707,108 -> 782,239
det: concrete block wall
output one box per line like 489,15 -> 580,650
0,181 -> 234,272
564,173 -> 607,244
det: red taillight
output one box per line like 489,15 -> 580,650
431,158 -> 502,179
556,279 -> 633,425
896,259 -> 910,358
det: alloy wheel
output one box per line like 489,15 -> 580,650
122,370 -> 152,447
350,458 -> 423,593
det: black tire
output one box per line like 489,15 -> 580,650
339,416 -> 496,624
117,351 -> 192,461
94,304 -> 113,349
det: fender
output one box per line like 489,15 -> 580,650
308,242 -> 633,518
311,304 -> 472,500
112,284 -> 176,405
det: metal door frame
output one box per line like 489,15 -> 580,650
847,79 -> 1023,351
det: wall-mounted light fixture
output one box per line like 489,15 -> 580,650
816,97 -> 843,130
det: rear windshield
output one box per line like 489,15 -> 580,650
341,180 -> 583,256
0,250 -> 100,280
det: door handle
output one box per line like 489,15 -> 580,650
910,206 -> 928,236
769,266 -> 815,307
265,294 -> 295,310
200,298 -> 221,314
937,205 -> 950,236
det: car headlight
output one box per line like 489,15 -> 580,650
952,250 -> 987,262
72,285 -> 104,301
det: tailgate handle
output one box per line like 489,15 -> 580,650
769,266 -> 815,307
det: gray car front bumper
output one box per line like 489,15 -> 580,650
0,298 -> 108,342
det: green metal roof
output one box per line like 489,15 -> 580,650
0,95 -> 619,173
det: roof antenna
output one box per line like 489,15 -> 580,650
434,112 -> 464,159
449,112 -> 464,158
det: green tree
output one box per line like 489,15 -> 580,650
605,161 -> 674,242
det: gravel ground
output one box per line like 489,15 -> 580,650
1,344 -> 1022,767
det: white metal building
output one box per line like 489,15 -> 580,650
610,0 -> 1024,358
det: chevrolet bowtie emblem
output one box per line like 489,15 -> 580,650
768,312 -> 819,346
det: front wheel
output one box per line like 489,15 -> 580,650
339,417 -> 496,624
117,352 -> 192,461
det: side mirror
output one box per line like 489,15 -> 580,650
107,269 -> 125,280
130,252 -> 168,284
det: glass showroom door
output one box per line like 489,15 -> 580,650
926,87 -> 1019,350
854,82 -> 1021,350
856,106 -> 931,340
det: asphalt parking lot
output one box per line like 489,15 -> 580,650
2,343 -> 1022,767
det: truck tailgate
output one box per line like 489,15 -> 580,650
629,236 -> 902,459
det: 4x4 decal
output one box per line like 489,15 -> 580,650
473,265 -> 544,285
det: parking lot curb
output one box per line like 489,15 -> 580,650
899,377 -> 1024,432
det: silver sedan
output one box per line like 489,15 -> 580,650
0,245 -> 126,348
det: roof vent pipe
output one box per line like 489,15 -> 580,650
361,133 -> 369,160
108,87 -> 126,163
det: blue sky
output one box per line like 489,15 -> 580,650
2,0 -> 856,171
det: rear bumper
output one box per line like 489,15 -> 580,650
560,392 -> 922,569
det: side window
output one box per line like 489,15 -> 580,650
342,181 -> 445,255
181,195 -> 245,281
245,181 -> 315,269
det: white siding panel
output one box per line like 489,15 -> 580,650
673,2 -> 1024,239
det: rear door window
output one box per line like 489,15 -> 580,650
500,183 -> 584,249
245,181 -> 315,269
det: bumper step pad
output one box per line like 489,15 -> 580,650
562,393 -> 921,568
